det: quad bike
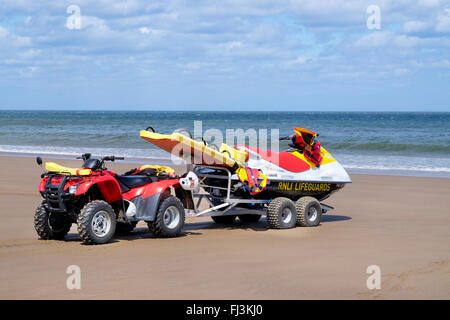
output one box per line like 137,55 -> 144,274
34,153 -> 188,244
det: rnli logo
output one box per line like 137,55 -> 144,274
278,182 -> 331,192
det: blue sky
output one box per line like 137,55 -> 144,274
0,0 -> 449,111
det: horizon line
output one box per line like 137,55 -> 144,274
0,108 -> 449,113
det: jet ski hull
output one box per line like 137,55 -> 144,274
195,166 -> 348,202
253,180 -> 346,201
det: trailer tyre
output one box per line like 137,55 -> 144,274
77,200 -> 117,245
148,196 -> 185,238
238,214 -> 261,223
211,215 -> 236,224
34,202 -> 71,240
296,196 -> 322,227
266,197 -> 297,229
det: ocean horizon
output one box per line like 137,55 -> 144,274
1,110 -> 449,178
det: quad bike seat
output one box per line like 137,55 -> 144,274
45,162 -> 92,176
115,175 -> 156,189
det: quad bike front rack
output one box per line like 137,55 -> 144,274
43,173 -> 72,213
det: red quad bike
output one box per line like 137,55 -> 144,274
35,153 -> 189,244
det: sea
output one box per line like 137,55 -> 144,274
0,110 -> 449,178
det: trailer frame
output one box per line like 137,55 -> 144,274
184,165 -> 270,218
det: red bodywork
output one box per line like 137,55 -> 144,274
236,145 -> 311,173
39,169 -> 179,203
122,179 -> 180,200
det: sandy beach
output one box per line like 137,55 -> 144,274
0,155 -> 448,299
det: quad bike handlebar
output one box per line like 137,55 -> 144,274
95,155 -> 124,170
72,154 -> 125,171
76,153 -> 124,162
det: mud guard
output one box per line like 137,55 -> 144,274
124,179 -> 181,222
75,175 -> 122,203
130,193 -> 162,221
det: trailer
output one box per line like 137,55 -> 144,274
181,165 -> 335,229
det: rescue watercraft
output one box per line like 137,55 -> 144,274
140,127 -> 351,228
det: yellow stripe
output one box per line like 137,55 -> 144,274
290,147 -> 335,168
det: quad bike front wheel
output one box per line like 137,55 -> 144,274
77,200 -> 117,245
34,202 -> 71,240
266,197 -> 297,229
296,196 -> 322,227
148,196 -> 185,238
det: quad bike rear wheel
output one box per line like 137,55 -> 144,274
296,196 -> 322,227
34,202 -> 71,240
266,197 -> 297,229
77,200 -> 117,245
238,214 -> 261,223
148,196 -> 185,238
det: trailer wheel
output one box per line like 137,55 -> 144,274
77,200 -> 117,245
34,202 -> 71,240
296,196 -> 322,227
148,196 -> 185,238
266,197 -> 296,229
238,214 -> 261,223
115,221 -> 138,234
211,215 -> 236,224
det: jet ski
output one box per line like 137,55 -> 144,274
141,127 -> 351,229
140,127 -> 351,202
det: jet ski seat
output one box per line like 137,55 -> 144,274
243,147 -> 311,173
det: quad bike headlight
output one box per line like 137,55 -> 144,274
68,185 -> 78,195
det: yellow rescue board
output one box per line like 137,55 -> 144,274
138,164 -> 176,176
140,130 -> 240,167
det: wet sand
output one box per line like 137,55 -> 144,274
0,156 -> 449,299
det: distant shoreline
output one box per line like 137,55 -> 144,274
2,152 -> 448,179
1,109 -> 450,113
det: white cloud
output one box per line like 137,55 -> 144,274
355,31 -> 392,48
0,25 -> 11,38
0,0 -> 449,85
435,10 -> 450,32
228,41 -> 243,49
403,20 -> 430,33
139,27 -> 150,34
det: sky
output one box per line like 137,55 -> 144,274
0,0 -> 449,111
